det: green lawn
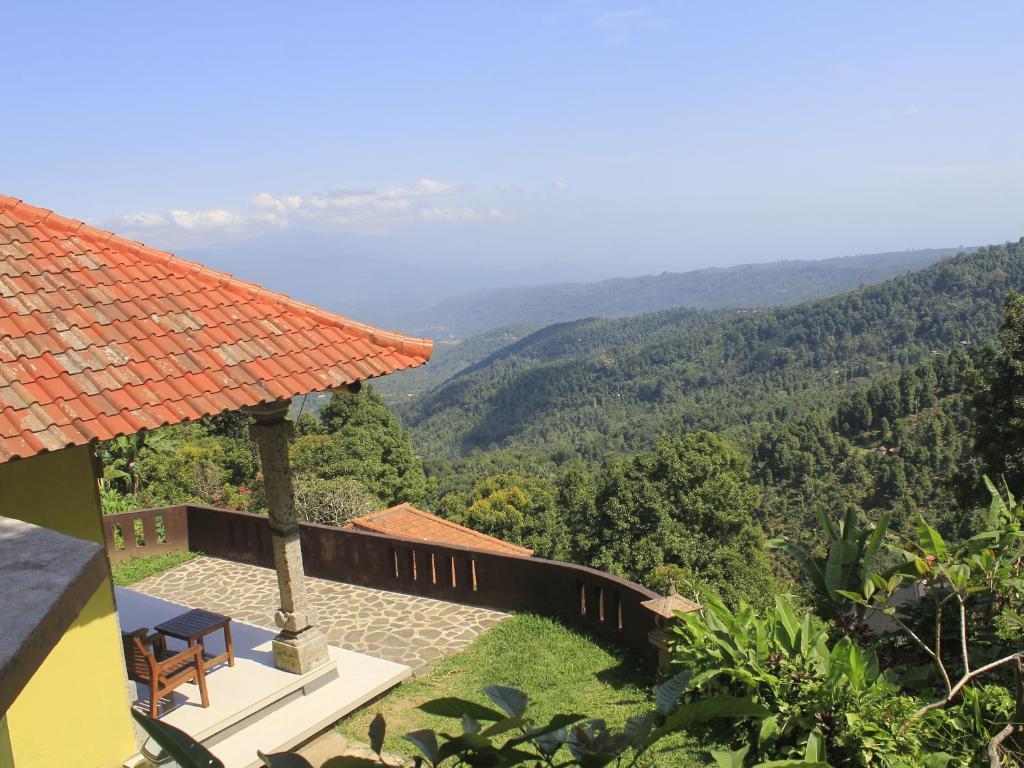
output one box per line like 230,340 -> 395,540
338,614 -> 709,765
110,551 -> 197,586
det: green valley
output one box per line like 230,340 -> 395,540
401,243 -> 1020,463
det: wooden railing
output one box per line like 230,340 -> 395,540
103,504 -> 660,657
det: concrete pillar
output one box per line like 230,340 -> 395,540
248,401 -> 329,674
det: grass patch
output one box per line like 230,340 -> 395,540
338,614 -> 708,765
111,551 -> 197,586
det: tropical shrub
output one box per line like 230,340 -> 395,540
666,594 -> 919,765
835,478 -> 1024,765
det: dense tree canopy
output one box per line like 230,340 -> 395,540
99,385 -> 427,515
290,388 -> 427,506
582,433 -> 774,605
439,472 -> 570,560
971,291 -> 1024,498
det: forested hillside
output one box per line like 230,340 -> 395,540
374,326 -> 536,405
400,247 -> 960,337
96,239 -> 1024,626
403,243 -> 1021,463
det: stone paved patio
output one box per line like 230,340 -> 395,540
130,556 -> 506,673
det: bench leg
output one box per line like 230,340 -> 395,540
196,667 -> 210,708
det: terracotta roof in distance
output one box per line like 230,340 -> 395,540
0,196 -> 432,463
345,503 -> 534,557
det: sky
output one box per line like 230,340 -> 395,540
4,2 -> 1024,294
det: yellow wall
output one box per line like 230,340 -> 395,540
0,445 -> 108,542
0,446 -> 136,768
0,715 -> 13,768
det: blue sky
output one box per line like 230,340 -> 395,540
4,1 -> 1024,281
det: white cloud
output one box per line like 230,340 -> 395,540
251,191 -> 302,212
167,209 -> 243,230
554,180 -> 570,190
109,178 -> 508,243
117,208 -> 244,231
419,206 -> 482,221
119,211 -> 169,227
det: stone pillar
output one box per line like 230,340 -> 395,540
248,401 -> 329,674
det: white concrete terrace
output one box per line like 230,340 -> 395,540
116,587 -> 411,768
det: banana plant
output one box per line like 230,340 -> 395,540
769,506 -> 890,621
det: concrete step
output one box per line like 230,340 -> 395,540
209,654 -> 409,768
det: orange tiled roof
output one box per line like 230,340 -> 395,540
345,503 -> 534,557
0,196 -> 432,463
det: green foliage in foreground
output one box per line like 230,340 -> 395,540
110,551 -> 197,587
337,614 -> 703,761
138,676 -> 750,767
368,682 -> 762,768
668,595 -> 965,767
762,479 -> 1024,766
131,482 -> 1024,766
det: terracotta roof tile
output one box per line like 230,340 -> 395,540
345,504 -> 534,557
0,195 -> 432,463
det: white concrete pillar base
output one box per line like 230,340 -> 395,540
272,626 -> 330,675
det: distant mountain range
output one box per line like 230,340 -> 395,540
180,229 -> 586,329
187,235 -> 964,340
373,247 -> 966,404
395,243 -> 1023,460
397,248 -> 964,337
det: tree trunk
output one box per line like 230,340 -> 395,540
990,657 -> 1024,767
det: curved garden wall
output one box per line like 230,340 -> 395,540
103,504 -> 660,658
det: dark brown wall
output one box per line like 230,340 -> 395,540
105,504 -> 660,659
101,505 -> 189,563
